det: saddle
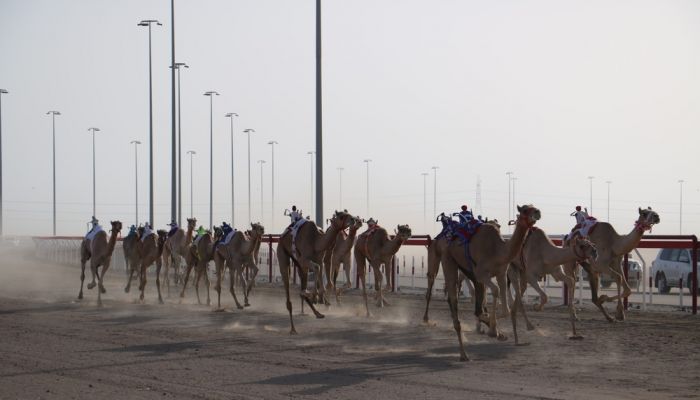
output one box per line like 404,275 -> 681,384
450,219 -> 484,272
567,217 -> 598,241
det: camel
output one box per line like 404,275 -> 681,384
441,204 -> 540,361
213,222 -> 265,310
122,227 -> 138,277
507,229 -> 598,341
564,207 -> 660,322
124,229 -> 167,303
277,210 -> 354,334
78,220 -> 122,306
423,216 -> 501,325
354,224 -> 412,316
179,227 -> 222,306
324,215 -> 363,303
162,218 -> 197,291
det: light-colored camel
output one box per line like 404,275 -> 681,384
277,210 -> 354,334
441,204 -> 540,361
324,216 -> 363,303
423,217 -> 501,325
124,229 -> 167,303
354,224 -> 412,316
213,222 -> 265,310
564,207 -> 660,322
78,220 -> 122,306
162,218 -> 197,291
179,227 -> 221,306
507,228 -> 598,341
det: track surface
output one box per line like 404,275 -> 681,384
1,248 -> 699,399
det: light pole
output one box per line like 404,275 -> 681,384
244,128 -> 255,225
171,62 -> 188,225
203,91 -> 219,230
364,159 -> 372,216
431,166 -> 439,222
258,160 -> 266,224
187,150 -> 196,218
588,176 -> 595,215
679,179 -> 684,234
506,171 -> 513,225
138,19 -> 161,227
337,167 -> 344,209
47,111 -> 60,235
88,128 -> 100,218
225,112 -> 238,225
0,89 -> 7,236
512,176 -> 518,213
308,151 -> 315,214
268,141 -> 278,231
130,140 -> 142,226
422,172 -> 429,232
606,180 -> 612,222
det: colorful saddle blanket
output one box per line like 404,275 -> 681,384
451,219 -> 484,272
567,217 -> 598,241
85,225 -> 103,241
291,219 -> 307,255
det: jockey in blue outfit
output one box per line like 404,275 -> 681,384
167,220 -> 179,237
454,205 -> 474,225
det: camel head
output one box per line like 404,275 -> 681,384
350,216 -> 364,230
330,209 -> 353,230
485,218 -> 501,231
515,204 -> 541,228
571,236 -> 598,264
250,222 -> 265,237
156,229 -> 168,244
213,226 -> 224,240
636,207 -> 660,232
394,224 -> 412,242
187,218 -> 197,230
110,220 -> 123,234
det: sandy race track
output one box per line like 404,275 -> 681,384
1,246 -> 699,399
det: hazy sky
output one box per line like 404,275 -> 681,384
0,0 -> 698,237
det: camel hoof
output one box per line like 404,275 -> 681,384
459,354 -> 470,362
213,308 -> 225,313
100,286 -> 106,294
568,334 -> 584,340
97,301 -> 103,308
124,287 -> 130,293
489,331 -> 508,341
158,298 -> 164,305
290,329 -> 298,335
526,323 -> 535,331
533,304 -> 544,312
237,305 -> 244,310
87,282 -> 96,290
314,312 -> 325,319
77,293 -> 83,300
598,295 -> 610,303
244,302 -> 251,307
422,320 -> 437,327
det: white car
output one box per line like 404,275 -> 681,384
651,248 -> 699,294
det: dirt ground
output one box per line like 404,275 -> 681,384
1,246 -> 699,400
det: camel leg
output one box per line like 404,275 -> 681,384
213,255 -> 224,310
229,263 -> 245,310
581,263 -> 615,322
278,252 -> 296,334
507,267 -> 521,345
331,257 -> 341,304
310,261 -> 328,307
526,272 -> 549,311
193,266 -> 202,305
162,247 -> 171,297
484,279 -> 506,341
125,262 -> 137,294
180,259 -> 195,299
356,256 -> 370,318
602,258 -> 630,321
245,260 -> 259,300
423,245 -> 440,324
299,261 -> 324,318
78,258 -> 87,300
496,272 -> 510,318
552,268 -> 582,339
235,262 -> 249,307
508,266 -> 535,335
96,260 -> 110,307
343,256 -> 352,288
442,256 -> 469,361
87,261 -> 98,290
155,259 -> 164,304
139,264 -> 147,302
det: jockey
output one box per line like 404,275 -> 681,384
167,220 -> 179,237
141,222 -> 154,241
571,206 -> 590,226
85,216 -> 102,239
128,224 -> 137,236
286,205 -> 303,226
454,205 -> 474,224
221,222 -> 234,236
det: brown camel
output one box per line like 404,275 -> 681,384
78,220 -> 122,306
324,215 -> 363,304
179,227 -> 222,306
423,216 -> 500,325
122,227 -> 138,277
213,222 -> 265,310
162,218 -> 197,291
354,224 -> 412,316
508,229 -> 598,341
564,207 -> 660,322
124,229 -> 167,303
277,210 -> 354,334
441,204 -> 540,361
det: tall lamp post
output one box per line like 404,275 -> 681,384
138,19 -> 161,227
422,172 -> 429,232
258,160 -> 266,224
171,62 -> 188,225
364,159 -> 372,216
187,150 -> 196,218
587,176 -> 595,216
308,151 -> 315,214
431,166 -> 439,222
225,112 -> 238,225
47,111 -> 60,235
243,129 -> 255,224
337,167 -> 344,209
512,177 -> 518,212
203,91 -> 219,230
268,140 -> 278,231
88,127 -> 100,218
605,180 -> 612,222
0,89 -> 7,236
130,140 -> 142,226
679,179 -> 684,234
506,171 -> 513,227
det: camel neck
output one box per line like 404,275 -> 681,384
612,224 -> 644,256
185,226 -> 194,245
387,235 -> 404,255
505,221 -> 531,262
316,221 -> 343,252
107,230 -> 119,256
243,232 -> 262,255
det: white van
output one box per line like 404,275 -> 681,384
650,249 -> 699,294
